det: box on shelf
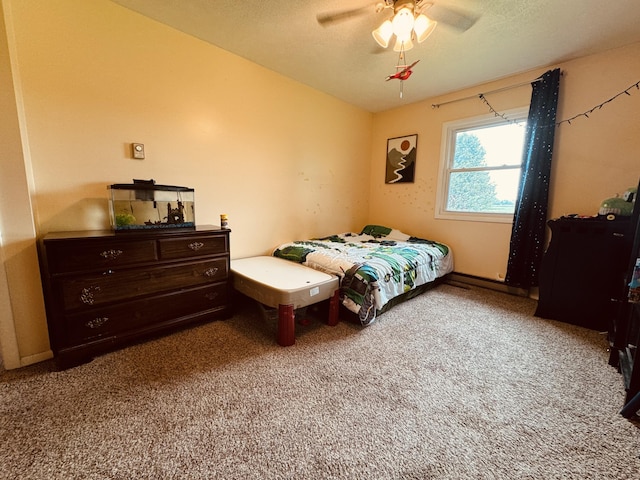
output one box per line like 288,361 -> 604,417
108,179 -> 195,231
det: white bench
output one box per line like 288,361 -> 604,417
231,256 -> 340,346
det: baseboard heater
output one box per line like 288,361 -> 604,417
447,272 -> 529,297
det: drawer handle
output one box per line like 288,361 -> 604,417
86,317 -> 109,329
204,267 -> 218,278
205,292 -> 219,301
100,249 -> 123,260
188,242 -> 205,251
80,286 -> 101,305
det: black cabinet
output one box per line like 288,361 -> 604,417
535,217 -> 633,331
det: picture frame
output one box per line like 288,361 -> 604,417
385,134 -> 417,184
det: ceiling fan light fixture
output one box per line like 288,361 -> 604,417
372,19 -> 393,48
371,2 -> 439,51
393,37 -> 414,52
414,14 -> 437,43
391,7 -> 415,38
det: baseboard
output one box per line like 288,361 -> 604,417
447,272 -> 530,297
20,350 -> 53,368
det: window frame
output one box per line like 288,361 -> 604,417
435,107 -> 529,224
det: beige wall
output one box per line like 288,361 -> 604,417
10,0 -> 373,250
1,0 -> 639,368
1,0 -> 372,367
371,43 -> 640,280
0,1 -> 50,368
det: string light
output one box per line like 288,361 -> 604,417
556,80 -> 640,126
478,79 -> 640,127
478,94 -> 524,126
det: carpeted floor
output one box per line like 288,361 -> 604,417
1,283 -> 639,479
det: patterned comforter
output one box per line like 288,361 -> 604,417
272,225 -> 453,326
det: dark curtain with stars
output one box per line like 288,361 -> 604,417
505,68 -> 561,288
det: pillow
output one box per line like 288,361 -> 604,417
361,225 -> 411,241
360,224 -> 392,238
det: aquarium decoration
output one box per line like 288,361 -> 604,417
108,179 -> 196,231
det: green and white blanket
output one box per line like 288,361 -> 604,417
273,225 -> 453,326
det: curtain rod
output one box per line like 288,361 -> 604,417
431,77 -> 543,109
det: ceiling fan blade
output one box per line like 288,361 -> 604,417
425,4 -> 479,32
316,5 -> 373,26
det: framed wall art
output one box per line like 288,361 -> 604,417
385,134 -> 417,184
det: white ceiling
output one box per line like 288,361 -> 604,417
110,0 -> 640,112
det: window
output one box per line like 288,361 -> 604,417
436,108 -> 528,223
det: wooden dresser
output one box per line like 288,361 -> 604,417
38,225 -> 231,369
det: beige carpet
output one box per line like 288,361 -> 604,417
1,283 -> 639,479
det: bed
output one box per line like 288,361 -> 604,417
272,225 -> 453,326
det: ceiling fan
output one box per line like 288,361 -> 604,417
317,0 -> 478,52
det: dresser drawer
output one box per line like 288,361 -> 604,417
159,234 -> 228,260
46,239 -> 157,273
59,284 -> 229,347
59,258 -> 228,311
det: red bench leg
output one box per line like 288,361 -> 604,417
277,304 -> 295,346
328,290 -> 340,326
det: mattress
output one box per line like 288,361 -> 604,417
273,224 -> 453,325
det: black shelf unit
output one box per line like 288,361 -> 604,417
609,178 -> 640,417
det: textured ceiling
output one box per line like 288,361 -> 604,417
109,0 -> 640,112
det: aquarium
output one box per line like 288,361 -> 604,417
108,180 -> 195,231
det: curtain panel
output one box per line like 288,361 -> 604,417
505,68 -> 561,288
